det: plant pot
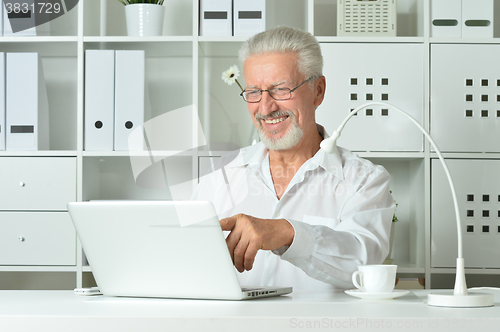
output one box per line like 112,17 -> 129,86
125,4 -> 165,37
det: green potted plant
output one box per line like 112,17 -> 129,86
117,0 -> 166,37
385,191 -> 398,264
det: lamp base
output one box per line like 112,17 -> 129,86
428,292 -> 494,308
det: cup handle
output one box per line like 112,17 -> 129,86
352,271 -> 364,290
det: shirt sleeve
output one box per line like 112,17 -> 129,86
275,165 -> 396,288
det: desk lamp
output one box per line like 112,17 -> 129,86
320,102 -> 494,308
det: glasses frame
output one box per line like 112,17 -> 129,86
240,76 -> 315,103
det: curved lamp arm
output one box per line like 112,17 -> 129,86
320,102 -> 493,306
320,102 -> 463,268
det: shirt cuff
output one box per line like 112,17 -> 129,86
272,219 -> 316,261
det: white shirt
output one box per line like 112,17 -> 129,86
191,125 -> 396,291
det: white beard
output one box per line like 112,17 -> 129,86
256,112 -> 303,151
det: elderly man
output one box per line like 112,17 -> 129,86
192,26 -> 395,290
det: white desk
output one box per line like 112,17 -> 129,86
1,289 -> 499,331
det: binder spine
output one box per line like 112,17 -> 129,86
6,52 -> 48,151
0,52 -> 5,150
114,50 -> 145,151
84,50 -> 115,151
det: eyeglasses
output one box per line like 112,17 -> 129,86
240,76 -> 315,103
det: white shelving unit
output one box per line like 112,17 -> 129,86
1,0 -> 499,290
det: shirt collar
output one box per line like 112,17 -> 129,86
308,124 -> 345,180
228,124 -> 345,180
227,141 -> 267,169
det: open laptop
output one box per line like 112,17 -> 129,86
67,200 -> 292,300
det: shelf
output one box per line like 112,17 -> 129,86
83,150 -> 194,158
431,153 -> 500,160
357,152 -> 425,160
431,268 -> 500,275
197,37 -> 428,55
83,39 -> 193,57
197,151 -> 426,160
316,37 -> 425,44
0,266 -> 77,272
198,151 -> 240,158
197,36 -> 249,43
83,36 -> 194,43
398,268 -> 426,274
0,151 -> 77,157
77,265 -> 427,275
0,39 -> 77,56
0,36 -> 78,43
77,146 -> 246,160
430,38 -> 500,44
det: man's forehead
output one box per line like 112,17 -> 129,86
245,79 -> 289,89
243,52 -> 298,72
243,55 -> 300,88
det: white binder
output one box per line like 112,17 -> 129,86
114,50 -> 145,151
0,1 -> 3,36
233,0 -> 266,37
431,0 -> 462,38
84,50 -> 115,151
462,0 -> 493,38
3,0 -> 37,36
5,53 -> 49,151
199,0 -> 232,36
0,53 -> 5,150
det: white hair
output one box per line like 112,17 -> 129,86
239,26 -> 323,81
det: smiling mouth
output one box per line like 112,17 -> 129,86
263,115 -> 289,125
256,110 -> 292,126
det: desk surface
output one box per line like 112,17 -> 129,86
1,289 -> 499,331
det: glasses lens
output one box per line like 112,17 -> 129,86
269,87 -> 291,100
244,90 -> 261,102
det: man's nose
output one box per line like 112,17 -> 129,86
259,91 -> 279,115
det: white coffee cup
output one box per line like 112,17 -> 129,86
352,265 -> 397,293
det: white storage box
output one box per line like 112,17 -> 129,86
462,0 -> 493,38
337,0 -> 397,37
431,159 -> 500,268
317,43 -> 424,152
431,0 -> 462,38
233,0 -> 266,37
0,157 -> 76,211
199,0 -> 232,37
430,44 -> 500,153
0,212 -> 76,266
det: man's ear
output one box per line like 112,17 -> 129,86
313,76 -> 326,107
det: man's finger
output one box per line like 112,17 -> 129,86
233,236 -> 249,273
225,228 -> 241,263
244,241 -> 260,271
219,215 -> 238,231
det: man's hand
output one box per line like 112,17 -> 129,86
220,214 -> 295,273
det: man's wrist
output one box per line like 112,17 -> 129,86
280,218 -> 295,247
280,219 -> 316,261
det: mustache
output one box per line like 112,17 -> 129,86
255,110 -> 294,121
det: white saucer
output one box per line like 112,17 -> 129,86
345,289 -> 410,300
